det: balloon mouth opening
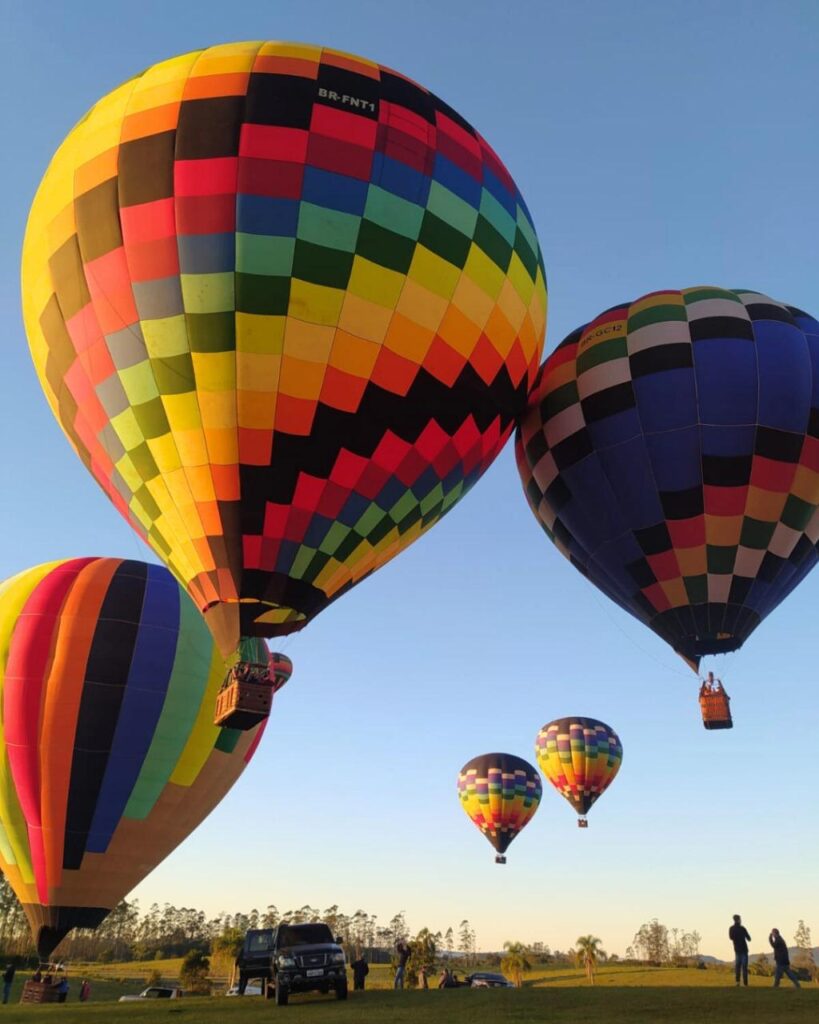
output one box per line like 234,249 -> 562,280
202,600 -> 309,657
672,630 -> 745,660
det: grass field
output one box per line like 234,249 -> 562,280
0,964 -> 815,1022
0,985 -> 815,1024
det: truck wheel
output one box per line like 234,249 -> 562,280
275,979 -> 289,1006
335,980 -> 348,1000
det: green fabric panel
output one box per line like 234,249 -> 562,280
685,287 -> 742,305
427,181 -> 479,237
479,188 -> 517,244
544,380 -> 580,417
627,304 -> 687,332
364,185 -> 425,239
706,545 -> 737,575
124,591 -> 213,819
577,337 -> 627,373
215,728 -> 241,754
238,636 -> 268,662
419,212 -> 471,267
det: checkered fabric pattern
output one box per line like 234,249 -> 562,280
457,752 -> 541,856
22,42 -> 547,656
535,718 -> 622,818
516,288 -> 819,662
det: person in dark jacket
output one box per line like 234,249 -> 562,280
350,956 -> 369,991
728,914 -> 751,986
2,964 -> 15,1005
394,942 -> 411,989
769,928 -> 801,988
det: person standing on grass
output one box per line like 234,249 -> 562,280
79,980 -> 91,1002
769,928 -> 801,988
394,941 -> 411,990
729,914 -> 751,986
2,964 -> 15,1004
350,956 -> 368,991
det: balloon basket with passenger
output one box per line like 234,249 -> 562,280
20,964 -> 67,1005
213,647 -> 293,730
698,672 -> 732,730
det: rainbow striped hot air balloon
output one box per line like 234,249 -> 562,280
457,753 -> 541,863
0,557 -> 269,958
21,40 -> 547,664
535,718 -> 622,827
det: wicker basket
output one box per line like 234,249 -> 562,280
21,981 -> 61,1004
699,691 -> 732,730
214,679 -> 273,730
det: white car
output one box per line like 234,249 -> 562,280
119,986 -> 183,1002
226,981 -> 263,996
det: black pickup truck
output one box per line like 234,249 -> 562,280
235,923 -> 347,1005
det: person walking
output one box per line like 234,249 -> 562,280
57,977 -> 69,1003
350,956 -> 369,991
769,928 -> 801,988
728,914 -> 751,986
2,964 -> 15,1005
418,965 -> 429,989
394,941 -> 410,990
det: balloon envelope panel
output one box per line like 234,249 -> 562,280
22,41 -> 547,656
457,752 -> 541,854
0,558 -> 264,956
535,717 -> 622,817
516,288 -> 819,660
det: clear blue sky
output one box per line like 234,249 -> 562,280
2,0 -> 818,958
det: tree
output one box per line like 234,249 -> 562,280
793,921 -> 816,980
575,935 -> 605,984
444,927 -> 454,957
180,948 -> 210,994
210,927 -> 244,985
631,920 -> 669,965
749,954 -> 772,977
459,920 -> 477,965
145,968 -> 163,986
501,941 -> 531,987
406,928 -> 437,988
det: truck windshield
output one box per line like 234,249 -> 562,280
278,924 -> 334,947
246,931 -> 275,952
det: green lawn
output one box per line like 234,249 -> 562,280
0,965 -> 815,1023
0,985 -> 816,1024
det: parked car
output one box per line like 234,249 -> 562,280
467,972 -> 514,988
235,922 -> 346,1005
119,986 -> 183,1002
226,981 -> 263,996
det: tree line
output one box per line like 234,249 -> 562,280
0,874 -> 480,967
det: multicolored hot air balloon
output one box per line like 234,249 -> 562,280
22,40 -> 547,664
535,717 -> 622,827
457,753 -> 541,863
516,288 -> 819,673
0,557 -> 270,958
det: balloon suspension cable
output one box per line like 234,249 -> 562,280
577,816 -> 589,829
495,855 -> 507,865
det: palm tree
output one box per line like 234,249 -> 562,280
575,935 -> 606,984
501,941 -> 531,988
